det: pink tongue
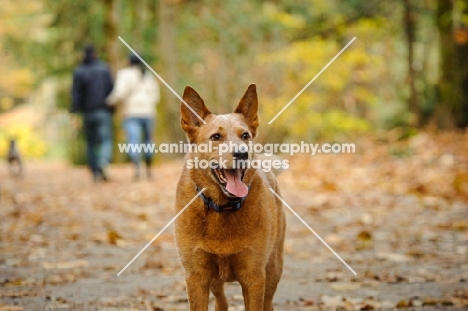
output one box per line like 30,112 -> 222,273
224,170 -> 248,197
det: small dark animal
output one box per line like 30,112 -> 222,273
7,139 -> 22,177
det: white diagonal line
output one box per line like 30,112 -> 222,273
118,36 -> 206,125
269,188 -> 357,275
117,188 -> 205,276
268,37 -> 356,124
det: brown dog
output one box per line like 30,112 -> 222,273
175,84 -> 286,311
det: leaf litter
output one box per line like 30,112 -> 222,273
1,132 -> 468,309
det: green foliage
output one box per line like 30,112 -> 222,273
0,125 -> 49,158
258,37 -> 382,140
3,0 -> 468,160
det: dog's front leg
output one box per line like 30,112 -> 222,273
235,256 -> 266,311
239,275 -> 266,311
185,272 -> 211,311
181,249 -> 217,311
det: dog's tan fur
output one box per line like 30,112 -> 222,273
175,84 -> 286,311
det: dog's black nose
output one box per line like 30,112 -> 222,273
234,151 -> 248,161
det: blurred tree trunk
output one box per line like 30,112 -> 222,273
104,0 -> 124,162
104,0 -> 119,74
455,0 -> 468,127
131,0 -> 146,49
159,0 -> 184,143
436,0 -> 462,128
217,6 -> 228,112
403,0 -> 420,126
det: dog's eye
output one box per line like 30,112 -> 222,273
210,133 -> 221,141
241,132 -> 250,140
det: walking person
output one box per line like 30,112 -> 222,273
106,52 -> 160,180
71,44 -> 114,182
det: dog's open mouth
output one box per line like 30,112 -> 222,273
212,168 -> 248,198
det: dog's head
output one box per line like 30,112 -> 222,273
181,84 -> 259,199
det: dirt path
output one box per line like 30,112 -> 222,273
1,133 -> 468,310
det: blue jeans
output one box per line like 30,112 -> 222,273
83,109 -> 113,176
124,117 -> 154,166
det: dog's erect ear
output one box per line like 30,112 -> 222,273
234,84 -> 259,137
181,86 -> 211,134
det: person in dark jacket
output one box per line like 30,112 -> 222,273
71,44 -> 114,182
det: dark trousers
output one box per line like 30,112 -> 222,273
83,110 -> 113,176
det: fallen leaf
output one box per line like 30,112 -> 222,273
107,230 -> 122,245
396,299 -> 410,308
422,297 -> 438,306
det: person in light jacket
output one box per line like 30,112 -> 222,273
107,53 -> 160,180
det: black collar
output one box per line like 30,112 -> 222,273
196,186 -> 249,212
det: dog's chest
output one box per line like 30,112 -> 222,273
192,211 -> 253,252
198,235 -> 247,256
